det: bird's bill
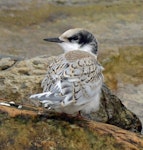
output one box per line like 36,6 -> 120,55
43,37 -> 63,43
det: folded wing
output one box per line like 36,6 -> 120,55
30,51 -> 103,113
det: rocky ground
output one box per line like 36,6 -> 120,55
0,105 -> 143,150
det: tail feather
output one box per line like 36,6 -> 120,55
29,92 -> 52,101
29,91 -> 65,109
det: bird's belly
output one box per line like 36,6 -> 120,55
54,92 -> 100,115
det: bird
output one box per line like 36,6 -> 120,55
30,28 -> 104,115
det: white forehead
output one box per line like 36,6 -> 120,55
59,28 -> 83,39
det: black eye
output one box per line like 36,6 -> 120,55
68,36 -> 79,42
72,36 -> 78,41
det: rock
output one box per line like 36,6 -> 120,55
0,57 -> 15,70
0,55 -> 142,133
0,106 -> 143,150
0,55 -> 54,102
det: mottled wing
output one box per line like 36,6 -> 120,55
30,51 -> 103,111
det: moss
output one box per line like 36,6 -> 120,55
0,115 -> 126,150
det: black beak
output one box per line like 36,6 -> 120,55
43,37 -> 63,43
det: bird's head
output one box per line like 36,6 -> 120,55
44,28 -> 98,55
